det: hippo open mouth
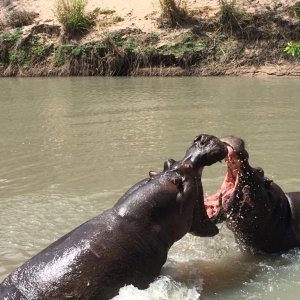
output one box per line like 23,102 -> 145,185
204,140 -> 244,222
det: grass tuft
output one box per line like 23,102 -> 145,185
159,0 -> 190,27
219,0 -> 245,34
56,0 -> 94,35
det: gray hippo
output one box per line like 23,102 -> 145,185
205,135 -> 300,253
0,134 -> 227,300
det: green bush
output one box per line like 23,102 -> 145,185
56,0 -> 93,35
9,49 -> 30,67
54,45 -> 70,66
30,45 -> 50,62
2,28 -> 22,43
284,41 -> 300,57
159,0 -> 190,27
150,32 -> 160,42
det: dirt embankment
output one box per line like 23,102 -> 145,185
0,0 -> 300,77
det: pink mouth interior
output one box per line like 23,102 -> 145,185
205,165 -> 239,218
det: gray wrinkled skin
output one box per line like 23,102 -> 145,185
0,134 -> 227,300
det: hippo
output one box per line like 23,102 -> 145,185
205,135 -> 300,253
0,134 -> 227,300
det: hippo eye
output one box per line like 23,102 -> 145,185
196,139 -> 206,148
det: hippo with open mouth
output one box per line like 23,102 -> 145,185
0,134 -> 227,300
205,136 -> 300,253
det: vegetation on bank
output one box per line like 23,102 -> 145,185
0,0 -> 300,76
55,0 -> 94,35
159,0 -> 192,27
285,42 -> 300,57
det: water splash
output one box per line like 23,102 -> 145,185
112,276 -> 201,300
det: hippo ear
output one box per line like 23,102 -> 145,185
149,171 -> 158,177
163,159 -> 176,171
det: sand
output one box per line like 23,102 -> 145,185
1,0 -> 297,33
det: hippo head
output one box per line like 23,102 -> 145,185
204,136 -> 262,226
183,134 -> 228,237
203,136 -> 294,252
163,134 -> 228,174
204,136 -> 248,222
182,134 -> 229,172
161,134 -> 228,238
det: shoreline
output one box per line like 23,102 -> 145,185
1,0 -> 300,77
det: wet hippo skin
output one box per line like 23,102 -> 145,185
0,134 -> 227,300
205,136 -> 300,253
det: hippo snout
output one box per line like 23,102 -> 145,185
182,134 -> 228,169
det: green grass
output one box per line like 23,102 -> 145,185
54,45 -> 71,66
2,28 -> 22,43
30,45 -> 48,61
150,32 -> 160,42
56,0 -> 94,35
9,49 -> 29,67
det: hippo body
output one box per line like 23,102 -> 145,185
1,134 -> 227,300
223,164 -> 300,253
205,135 -> 300,253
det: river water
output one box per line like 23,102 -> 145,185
0,77 -> 299,299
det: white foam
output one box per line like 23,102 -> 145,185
112,276 -> 201,300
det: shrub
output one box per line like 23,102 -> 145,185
219,0 -> 245,33
7,10 -> 38,27
56,0 -> 93,35
30,45 -> 50,62
9,49 -> 30,67
284,41 -> 300,57
54,45 -> 71,66
2,28 -> 22,43
294,1 -> 300,18
150,32 -> 160,41
159,0 -> 190,27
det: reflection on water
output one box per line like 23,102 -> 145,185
1,77 -> 300,299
